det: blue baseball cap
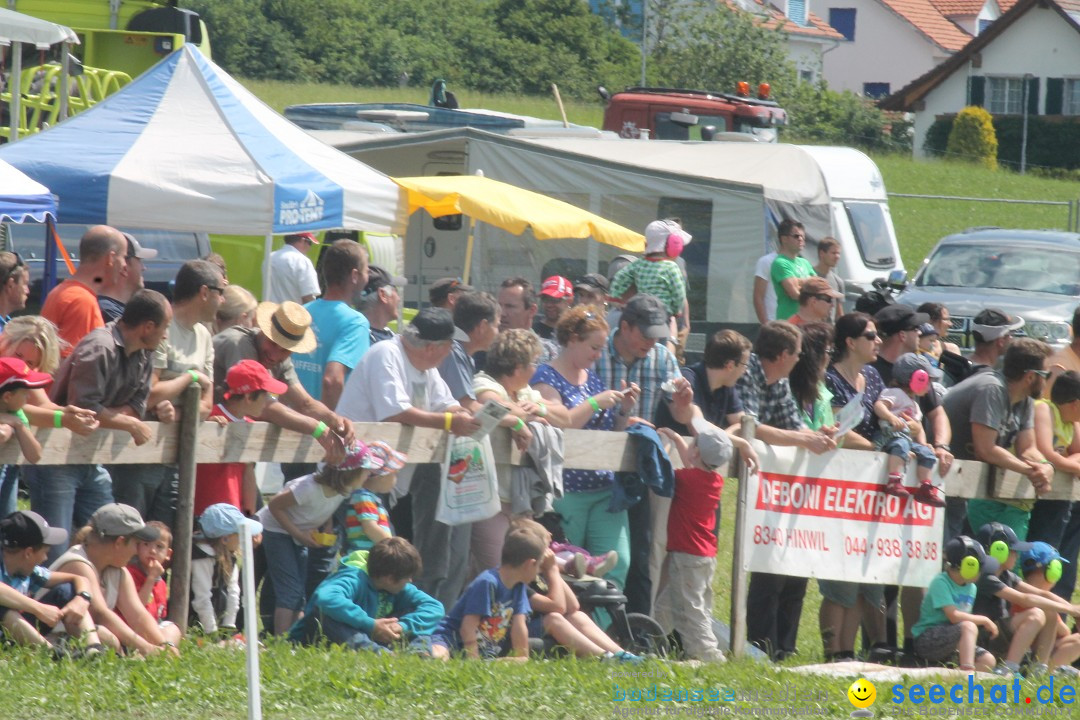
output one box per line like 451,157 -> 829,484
198,503 -> 263,539
1020,541 -> 1067,572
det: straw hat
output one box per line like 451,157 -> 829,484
255,301 -> 317,354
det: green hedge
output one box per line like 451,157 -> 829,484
925,114 -> 1080,170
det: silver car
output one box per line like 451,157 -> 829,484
897,228 -> 1080,351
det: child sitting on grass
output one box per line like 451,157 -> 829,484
125,521 -> 172,626
514,517 -> 642,662
911,535 -> 998,672
654,420 -> 732,663
873,353 -> 945,507
257,440 -> 385,635
342,442 -> 408,553
288,537 -> 442,653
192,504 -> 263,637
1020,542 -> 1080,677
0,510 -> 103,656
431,528 -> 544,661
196,359 -> 283,517
973,522 -> 1080,677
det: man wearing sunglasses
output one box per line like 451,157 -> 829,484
787,276 -> 842,326
0,251 -> 29,331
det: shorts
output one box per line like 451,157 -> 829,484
526,615 -> 545,639
914,623 -> 988,664
979,617 -> 1015,658
817,580 -> 885,610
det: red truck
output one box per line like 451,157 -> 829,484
601,85 -> 788,142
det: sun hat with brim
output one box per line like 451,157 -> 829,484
334,440 -> 385,472
198,503 -> 263,540
367,441 -> 408,476
0,357 -> 52,392
90,503 -> 159,541
256,301 -> 318,354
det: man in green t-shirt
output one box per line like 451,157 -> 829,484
769,219 -> 815,321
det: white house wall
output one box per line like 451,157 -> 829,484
787,37 -> 827,83
912,5 -> 1080,156
822,0 -> 953,95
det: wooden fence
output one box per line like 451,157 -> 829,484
18,387 -> 1080,651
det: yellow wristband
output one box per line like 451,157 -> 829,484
444,412 -> 453,432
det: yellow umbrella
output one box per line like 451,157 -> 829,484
393,174 -> 644,283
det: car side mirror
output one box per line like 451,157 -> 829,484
887,269 -> 908,289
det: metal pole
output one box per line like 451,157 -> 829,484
11,41 -> 22,142
59,43 -> 69,122
729,414 -> 757,658
639,1 -> 648,86
167,383 -> 201,633
1021,74 -> 1032,175
241,521 -> 263,720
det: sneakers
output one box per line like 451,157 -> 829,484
1055,665 -> 1080,678
602,650 -> 645,664
992,660 -> 1021,678
911,482 -> 946,508
588,550 -> 618,577
884,474 -> 909,498
569,553 -> 587,578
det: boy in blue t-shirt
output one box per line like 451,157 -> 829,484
432,529 -> 545,661
911,535 -> 998,672
0,511 -> 103,654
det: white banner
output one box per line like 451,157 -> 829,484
743,442 -> 944,587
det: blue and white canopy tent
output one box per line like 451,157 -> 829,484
0,45 -> 407,295
0,159 -> 55,223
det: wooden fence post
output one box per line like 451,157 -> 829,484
167,384 -> 201,632
729,414 -> 757,658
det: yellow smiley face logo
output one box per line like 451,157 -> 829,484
848,678 -> 876,709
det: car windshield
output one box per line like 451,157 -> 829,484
917,243 -> 1080,296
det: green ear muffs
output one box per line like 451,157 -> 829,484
960,555 -> 981,581
989,540 -> 1010,564
1047,559 -> 1064,584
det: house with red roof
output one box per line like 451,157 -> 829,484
728,0 -> 847,83
821,0 -> 1015,97
881,0 -> 1080,157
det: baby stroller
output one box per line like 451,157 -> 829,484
534,512 -> 669,657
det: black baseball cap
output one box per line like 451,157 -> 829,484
976,521 -> 1033,553
874,304 -> 930,336
428,277 -> 473,306
0,510 -> 68,548
574,273 -> 609,294
621,294 -> 670,339
363,265 -> 406,295
410,307 -> 468,342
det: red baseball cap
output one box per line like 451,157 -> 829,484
540,275 -> 574,299
224,359 -> 288,398
0,356 -> 52,392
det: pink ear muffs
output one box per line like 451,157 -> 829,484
665,233 -> 686,258
909,368 -> 930,394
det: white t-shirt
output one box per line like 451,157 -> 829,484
336,335 -> 457,422
754,252 -> 778,322
878,387 -> 922,424
257,474 -> 347,537
153,316 -> 214,379
267,244 -> 321,304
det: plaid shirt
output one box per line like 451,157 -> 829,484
735,353 -> 805,431
609,258 -> 686,316
594,333 -> 681,424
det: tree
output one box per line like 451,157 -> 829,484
947,106 -> 998,170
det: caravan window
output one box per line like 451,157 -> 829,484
844,201 -> 895,269
657,197 -> 712,322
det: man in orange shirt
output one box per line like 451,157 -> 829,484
41,226 -> 127,356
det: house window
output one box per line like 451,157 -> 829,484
800,68 -> 815,83
829,8 -> 856,40
863,83 -> 890,99
788,0 -> 807,26
977,18 -> 993,33
1065,79 -> 1080,115
987,76 -> 1023,114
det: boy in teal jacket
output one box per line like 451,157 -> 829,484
288,537 -> 443,653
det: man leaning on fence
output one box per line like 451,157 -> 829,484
26,289 -> 172,563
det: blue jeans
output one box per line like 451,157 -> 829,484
262,530 -> 308,612
316,613 -> 432,654
24,464 -> 113,563
106,463 -> 176,528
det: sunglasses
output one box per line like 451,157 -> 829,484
1028,369 -> 1051,379
861,331 -> 879,341
814,295 -> 834,304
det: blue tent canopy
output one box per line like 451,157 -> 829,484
0,159 -> 56,224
